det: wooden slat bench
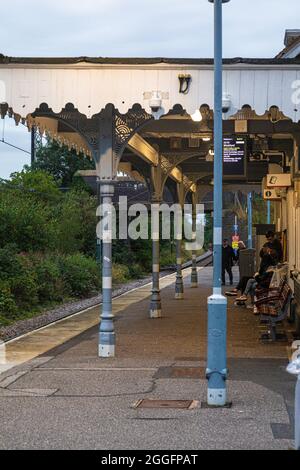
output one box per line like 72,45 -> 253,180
255,280 -> 292,342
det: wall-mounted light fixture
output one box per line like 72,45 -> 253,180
191,109 -> 202,122
178,74 -> 192,94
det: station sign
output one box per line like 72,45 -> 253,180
263,189 -> 282,201
266,173 -> 291,188
232,234 -> 240,250
223,136 -> 247,180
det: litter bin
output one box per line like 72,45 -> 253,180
239,248 -> 256,279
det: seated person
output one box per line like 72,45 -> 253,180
226,243 -> 273,297
226,275 -> 250,297
265,230 -> 283,263
235,244 -> 277,306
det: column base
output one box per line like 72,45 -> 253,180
98,333 -> 115,358
207,293 -> 228,406
175,292 -> 184,300
150,308 -> 162,319
191,269 -> 198,288
207,388 -> 227,407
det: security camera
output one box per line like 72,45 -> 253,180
149,91 -> 162,113
222,93 -> 231,113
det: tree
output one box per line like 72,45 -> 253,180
55,189 -> 97,256
30,139 -> 95,187
9,169 -> 60,199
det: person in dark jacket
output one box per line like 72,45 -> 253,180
222,239 -> 236,285
265,230 -> 283,262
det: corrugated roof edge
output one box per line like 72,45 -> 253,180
1,56 -> 300,65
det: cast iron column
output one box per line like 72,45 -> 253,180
31,126 -> 36,166
206,0 -> 230,406
99,183 -> 115,357
150,199 -> 162,318
175,238 -> 184,299
191,199 -> 198,287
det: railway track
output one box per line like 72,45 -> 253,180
197,253 -> 213,267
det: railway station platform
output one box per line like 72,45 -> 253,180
0,266 -> 296,450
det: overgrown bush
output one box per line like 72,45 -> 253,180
0,281 -> 18,325
31,255 -> 66,302
112,264 -> 131,284
127,263 -> 145,278
55,190 -> 97,256
0,190 -> 58,252
10,272 -> 39,310
0,244 -> 23,280
59,254 -> 101,298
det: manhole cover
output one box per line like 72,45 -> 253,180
133,399 -> 198,409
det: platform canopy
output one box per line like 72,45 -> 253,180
0,56 -> 300,121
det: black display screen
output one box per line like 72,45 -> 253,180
223,136 -> 246,178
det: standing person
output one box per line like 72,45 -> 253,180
222,239 -> 235,286
265,230 -> 283,262
225,240 -> 247,296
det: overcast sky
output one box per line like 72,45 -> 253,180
1,0 -> 300,178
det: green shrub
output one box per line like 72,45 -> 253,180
0,191 -> 58,252
112,264 -> 131,283
34,256 -> 66,302
60,254 -> 101,298
10,273 -> 39,310
55,189 -> 97,256
0,281 -> 18,325
160,247 -> 176,267
128,263 -> 145,278
0,244 -> 23,280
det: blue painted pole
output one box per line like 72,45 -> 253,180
267,200 -> 271,224
247,192 -> 253,249
206,0 -> 230,407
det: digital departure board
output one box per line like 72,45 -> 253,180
223,136 -> 246,179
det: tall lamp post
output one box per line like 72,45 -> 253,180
247,192 -> 253,249
206,0 -> 230,407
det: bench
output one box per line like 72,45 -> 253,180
255,280 -> 292,342
255,277 -> 286,303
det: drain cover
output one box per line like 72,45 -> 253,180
133,399 -> 198,409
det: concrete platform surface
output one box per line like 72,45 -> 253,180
0,267 -> 297,450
